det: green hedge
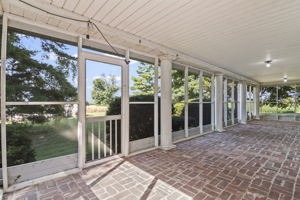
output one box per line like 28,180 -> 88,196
0,123 -> 35,166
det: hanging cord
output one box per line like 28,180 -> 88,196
19,0 -> 130,64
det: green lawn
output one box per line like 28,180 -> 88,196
28,117 -> 78,160
260,104 -> 300,114
12,111 -> 107,162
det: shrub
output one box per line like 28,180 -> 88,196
172,116 -> 184,131
0,123 -> 35,166
107,95 -> 158,141
173,102 -> 184,117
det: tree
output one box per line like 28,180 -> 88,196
5,30 -> 78,122
171,69 -> 212,102
261,85 -> 296,109
0,30 -> 78,165
131,62 -> 156,96
172,69 -> 185,102
92,74 -> 119,105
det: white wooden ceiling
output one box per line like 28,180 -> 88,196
4,0 -> 300,83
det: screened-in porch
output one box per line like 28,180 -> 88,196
0,0 -> 300,199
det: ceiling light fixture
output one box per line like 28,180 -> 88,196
283,74 -> 288,82
265,60 -> 272,68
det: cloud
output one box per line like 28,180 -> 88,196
93,75 -> 121,82
48,52 -> 57,61
114,75 -> 121,81
93,76 -> 101,80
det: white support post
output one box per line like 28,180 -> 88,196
122,50 -> 130,156
211,74 -> 215,131
77,36 -> 86,168
276,85 -> 279,120
215,73 -> 224,132
160,56 -> 175,150
253,85 -> 260,119
184,66 -> 189,138
249,85 -> 252,119
154,57 -> 159,147
1,14 -> 8,191
199,71 -> 203,134
231,82 -> 235,124
223,78 -> 228,127
239,81 -> 247,124
237,83 -> 241,121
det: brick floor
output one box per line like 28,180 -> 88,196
4,120 -> 300,200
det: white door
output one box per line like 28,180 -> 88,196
81,51 -> 128,167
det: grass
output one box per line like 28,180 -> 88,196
9,111 -> 107,162
28,117 -> 78,161
86,111 -> 106,117
260,104 -> 300,114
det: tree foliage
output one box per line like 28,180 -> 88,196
5,31 -> 78,122
261,86 -> 296,108
0,30 -> 78,165
131,62 -> 156,96
5,123 -> 36,166
171,69 -> 212,103
92,74 -> 119,105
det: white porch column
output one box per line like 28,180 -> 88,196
239,81 -> 247,124
160,56 -> 175,150
77,37 -> 86,168
214,73 -> 224,132
237,83 -> 241,121
253,85 -> 260,119
223,78 -> 228,127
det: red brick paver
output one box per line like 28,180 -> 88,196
4,120 -> 300,200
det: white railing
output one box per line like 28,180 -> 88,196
86,115 -> 121,162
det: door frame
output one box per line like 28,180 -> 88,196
78,49 -> 129,168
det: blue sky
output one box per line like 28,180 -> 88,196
19,33 -> 146,103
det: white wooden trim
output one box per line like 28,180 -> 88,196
103,120 -> 107,157
86,115 -> 121,122
276,85 -> 279,116
154,57 -> 159,147
114,120 -> 117,154
231,82 -> 235,124
77,36 -> 85,169
199,70 -> 203,134
91,122 -> 94,160
211,74 -> 215,131
81,51 -> 125,67
184,66 -> 189,137
98,121 -> 101,159
109,120 -> 112,156
6,101 -> 78,105
122,50 -> 130,156
128,102 -> 155,104
83,154 -> 123,168
1,13 -> 8,191
224,78 -> 228,127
